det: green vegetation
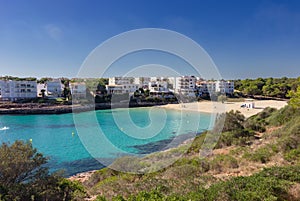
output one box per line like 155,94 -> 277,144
213,110 -> 255,148
0,141 -> 86,201
288,86 -> 300,108
0,76 -> 37,81
234,76 -> 300,98
93,165 -> 300,201
79,96 -> 300,200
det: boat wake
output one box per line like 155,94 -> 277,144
0,126 -> 9,131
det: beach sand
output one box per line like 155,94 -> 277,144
158,100 -> 288,118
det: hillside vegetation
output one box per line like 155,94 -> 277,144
82,101 -> 300,200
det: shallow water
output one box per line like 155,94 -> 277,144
0,107 -> 213,175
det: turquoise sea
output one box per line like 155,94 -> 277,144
0,107 -> 213,176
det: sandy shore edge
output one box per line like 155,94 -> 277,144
157,100 -> 287,118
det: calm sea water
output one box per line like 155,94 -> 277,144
0,107 -> 213,176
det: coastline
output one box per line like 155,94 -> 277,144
158,100 -> 288,118
0,100 -> 287,116
0,102 -> 168,115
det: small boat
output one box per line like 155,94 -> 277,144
0,126 -> 9,131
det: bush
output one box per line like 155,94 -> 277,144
84,168 -> 119,188
284,148 -> 300,162
257,165 -> 300,182
244,145 -> 277,163
164,164 -> 198,179
244,107 -> 277,132
110,156 -> 148,174
210,155 -> 239,173
218,110 -> 245,132
187,132 -> 206,154
216,130 -> 255,148
268,105 -> 300,126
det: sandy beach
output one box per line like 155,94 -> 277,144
158,100 -> 288,118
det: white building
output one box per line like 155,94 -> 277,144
70,82 -> 86,99
206,81 -> 217,94
134,77 -> 151,88
149,77 -> 175,91
46,79 -> 64,97
175,76 -> 196,97
148,81 -> 169,93
215,80 -> 234,94
37,79 -> 64,98
106,85 -> 124,94
196,79 -> 235,96
106,84 -> 139,94
0,80 -> 37,101
37,83 -> 47,97
109,77 -> 134,85
196,81 -> 208,95
107,77 -> 139,94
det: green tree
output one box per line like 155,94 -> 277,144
0,141 -> 85,200
222,110 -> 245,132
288,86 -> 300,108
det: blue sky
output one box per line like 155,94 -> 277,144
0,0 -> 300,79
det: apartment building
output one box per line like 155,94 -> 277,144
70,82 -> 87,99
109,77 -> 135,85
175,76 -> 197,97
37,79 -> 64,98
46,79 -> 64,97
134,77 -> 151,88
148,81 -> 169,93
0,80 -> 37,101
196,80 -> 234,96
215,80 -> 234,94
107,77 -> 139,94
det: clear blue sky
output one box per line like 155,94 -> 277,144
0,0 -> 300,79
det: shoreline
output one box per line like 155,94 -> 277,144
158,100 -> 288,118
0,102 -> 168,115
0,100 -> 288,116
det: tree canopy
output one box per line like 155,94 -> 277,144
0,141 -> 85,201
234,77 -> 300,98
288,86 -> 300,108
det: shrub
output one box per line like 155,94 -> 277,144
268,105 -> 300,126
84,168 -> 119,188
257,165 -> 300,182
187,132 -> 206,154
284,148 -> 300,162
216,129 -> 255,148
203,174 -> 291,201
244,145 -> 277,163
210,155 -> 239,173
110,156 -> 148,174
164,164 -> 198,179
244,107 -> 277,132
